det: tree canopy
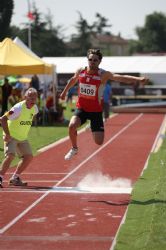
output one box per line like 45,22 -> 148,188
1,2 -> 166,56
0,0 -> 14,41
129,12 -> 166,54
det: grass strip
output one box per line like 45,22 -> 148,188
114,140 -> 166,250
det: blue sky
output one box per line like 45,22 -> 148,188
12,0 -> 166,39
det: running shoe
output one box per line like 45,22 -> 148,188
0,176 -> 3,188
64,148 -> 78,160
9,176 -> 27,187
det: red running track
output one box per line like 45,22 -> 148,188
0,113 -> 165,250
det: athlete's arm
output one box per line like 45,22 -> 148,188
60,69 -> 81,100
102,71 -> 148,85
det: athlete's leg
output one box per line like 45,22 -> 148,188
64,115 -> 81,160
68,115 -> 81,148
92,131 -> 104,145
65,109 -> 87,160
91,112 -> 104,145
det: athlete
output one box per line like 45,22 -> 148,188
60,49 -> 148,160
0,88 -> 38,188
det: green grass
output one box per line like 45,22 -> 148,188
114,139 -> 166,250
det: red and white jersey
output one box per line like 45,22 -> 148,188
76,68 -> 105,112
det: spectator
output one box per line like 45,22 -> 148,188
1,77 -> 13,116
30,74 -> 40,95
46,85 -> 65,124
103,80 -> 112,122
66,86 -> 75,108
9,81 -> 23,106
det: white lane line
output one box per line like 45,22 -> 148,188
0,114 -> 142,235
1,186 -> 132,194
5,173 -> 68,175
3,180 -> 59,183
153,114 -> 166,153
0,235 -> 114,242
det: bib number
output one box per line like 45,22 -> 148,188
80,83 -> 96,98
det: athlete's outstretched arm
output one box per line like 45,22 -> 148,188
103,71 -> 148,85
60,69 -> 81,100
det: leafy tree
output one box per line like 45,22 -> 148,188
0,0 -> 14,40
68,12 -> 112,56
93,13 -> 112,34
129,12 -> 166,54
10,4 -> 66,57
68,11 -> 93,56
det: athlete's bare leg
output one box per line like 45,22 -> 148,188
68,115 -> 81,148
92,131 -> 104,145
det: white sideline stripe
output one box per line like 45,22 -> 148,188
6,173 -> 68,175
0,114 -> 142,235
141,114 -> 166,175
110,113 -> 166,250
4,180 -> 59,183
2,186 -> 132,194
153,114 -> 166,153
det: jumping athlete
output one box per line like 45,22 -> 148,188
60,49 -> 148,160
0,88 -> 38,188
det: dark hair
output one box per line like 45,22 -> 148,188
87,49 -> 103,61
4,77 -> 9,82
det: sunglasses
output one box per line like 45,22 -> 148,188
88,58 -> 99,62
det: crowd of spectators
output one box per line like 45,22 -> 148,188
0,75 -> 67,125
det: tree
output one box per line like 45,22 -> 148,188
0,0 -> 14,41
129,12 -> 166,54
68,11 -> 93,56
68,12 -> 112,56
93,13 -> 112,35
10,4 -> 66,57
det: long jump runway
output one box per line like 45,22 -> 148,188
0,113 -> 165,250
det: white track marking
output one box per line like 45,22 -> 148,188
3,180 -> 59,183
5,172 -> 68,175
110,114 -> 166,250
141,114 -> 166,175
2,186 -> 132,194
153,114 -> 166,153
0,235 -> 114,242
0,114 -> 142,235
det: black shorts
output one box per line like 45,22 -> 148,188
74,109 -> 104,132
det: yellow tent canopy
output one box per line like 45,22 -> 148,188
0,38 -> 53,75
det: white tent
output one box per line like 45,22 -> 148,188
13,37 -> 42,60
43,56 -> 166,74
43,56 -> 166,85
13,37 -> 57,111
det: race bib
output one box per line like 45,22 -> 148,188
80,83 -> 96,98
